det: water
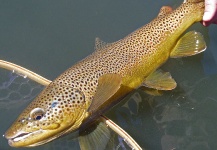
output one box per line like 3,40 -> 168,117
0,0 -> 217,149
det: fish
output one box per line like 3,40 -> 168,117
4,0 -> 206,149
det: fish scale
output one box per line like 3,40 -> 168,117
5,0 -> 206,148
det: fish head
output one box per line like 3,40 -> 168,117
4,83 -> 89,147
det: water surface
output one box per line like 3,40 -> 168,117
0,0 -> 217,150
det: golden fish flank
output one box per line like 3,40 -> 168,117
4,0 -> 206,148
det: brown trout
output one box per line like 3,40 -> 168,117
4,0 -> 206,148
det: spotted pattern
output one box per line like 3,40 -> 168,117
54,1 -> 205,98
6,0 -> 205,144
17,83 -> 86,129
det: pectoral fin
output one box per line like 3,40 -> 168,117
170,31 -> 206,58
79,121 -> 111,150
142,69 -> 177,90
88,73 -> 122,112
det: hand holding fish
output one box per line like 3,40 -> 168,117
202,0 -> 217,26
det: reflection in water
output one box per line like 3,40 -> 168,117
106,55 -> 217,150
117,136 -> 127,150
0,70 -> 44,109
202,26 -> 217,75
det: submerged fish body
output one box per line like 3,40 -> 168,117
5,0 -> 206,148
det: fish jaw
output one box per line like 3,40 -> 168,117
4,83 -> 90,147
4,107 -> 87,147
5,130 -> 50,147
4,118 -> 61,147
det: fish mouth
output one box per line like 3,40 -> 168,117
9,132 -> 31,142
5,130 -> 43,147
5,129 -> 64,147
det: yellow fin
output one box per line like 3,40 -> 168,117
142,69 -> 177,90
88,73 -> 122,112
170,31 -> 207,58
79,121 -> 111,150
157,6 -> 173,17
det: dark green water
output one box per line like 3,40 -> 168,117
0,0 -> 217,149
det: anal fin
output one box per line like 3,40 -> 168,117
142,69 -> 177,90
170,31 -> 207,58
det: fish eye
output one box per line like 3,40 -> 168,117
30,108 -> 45,121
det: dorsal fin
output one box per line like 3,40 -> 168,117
94,37 -> 116,51
95,37 -> 107,51
157,6 -> 173,17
